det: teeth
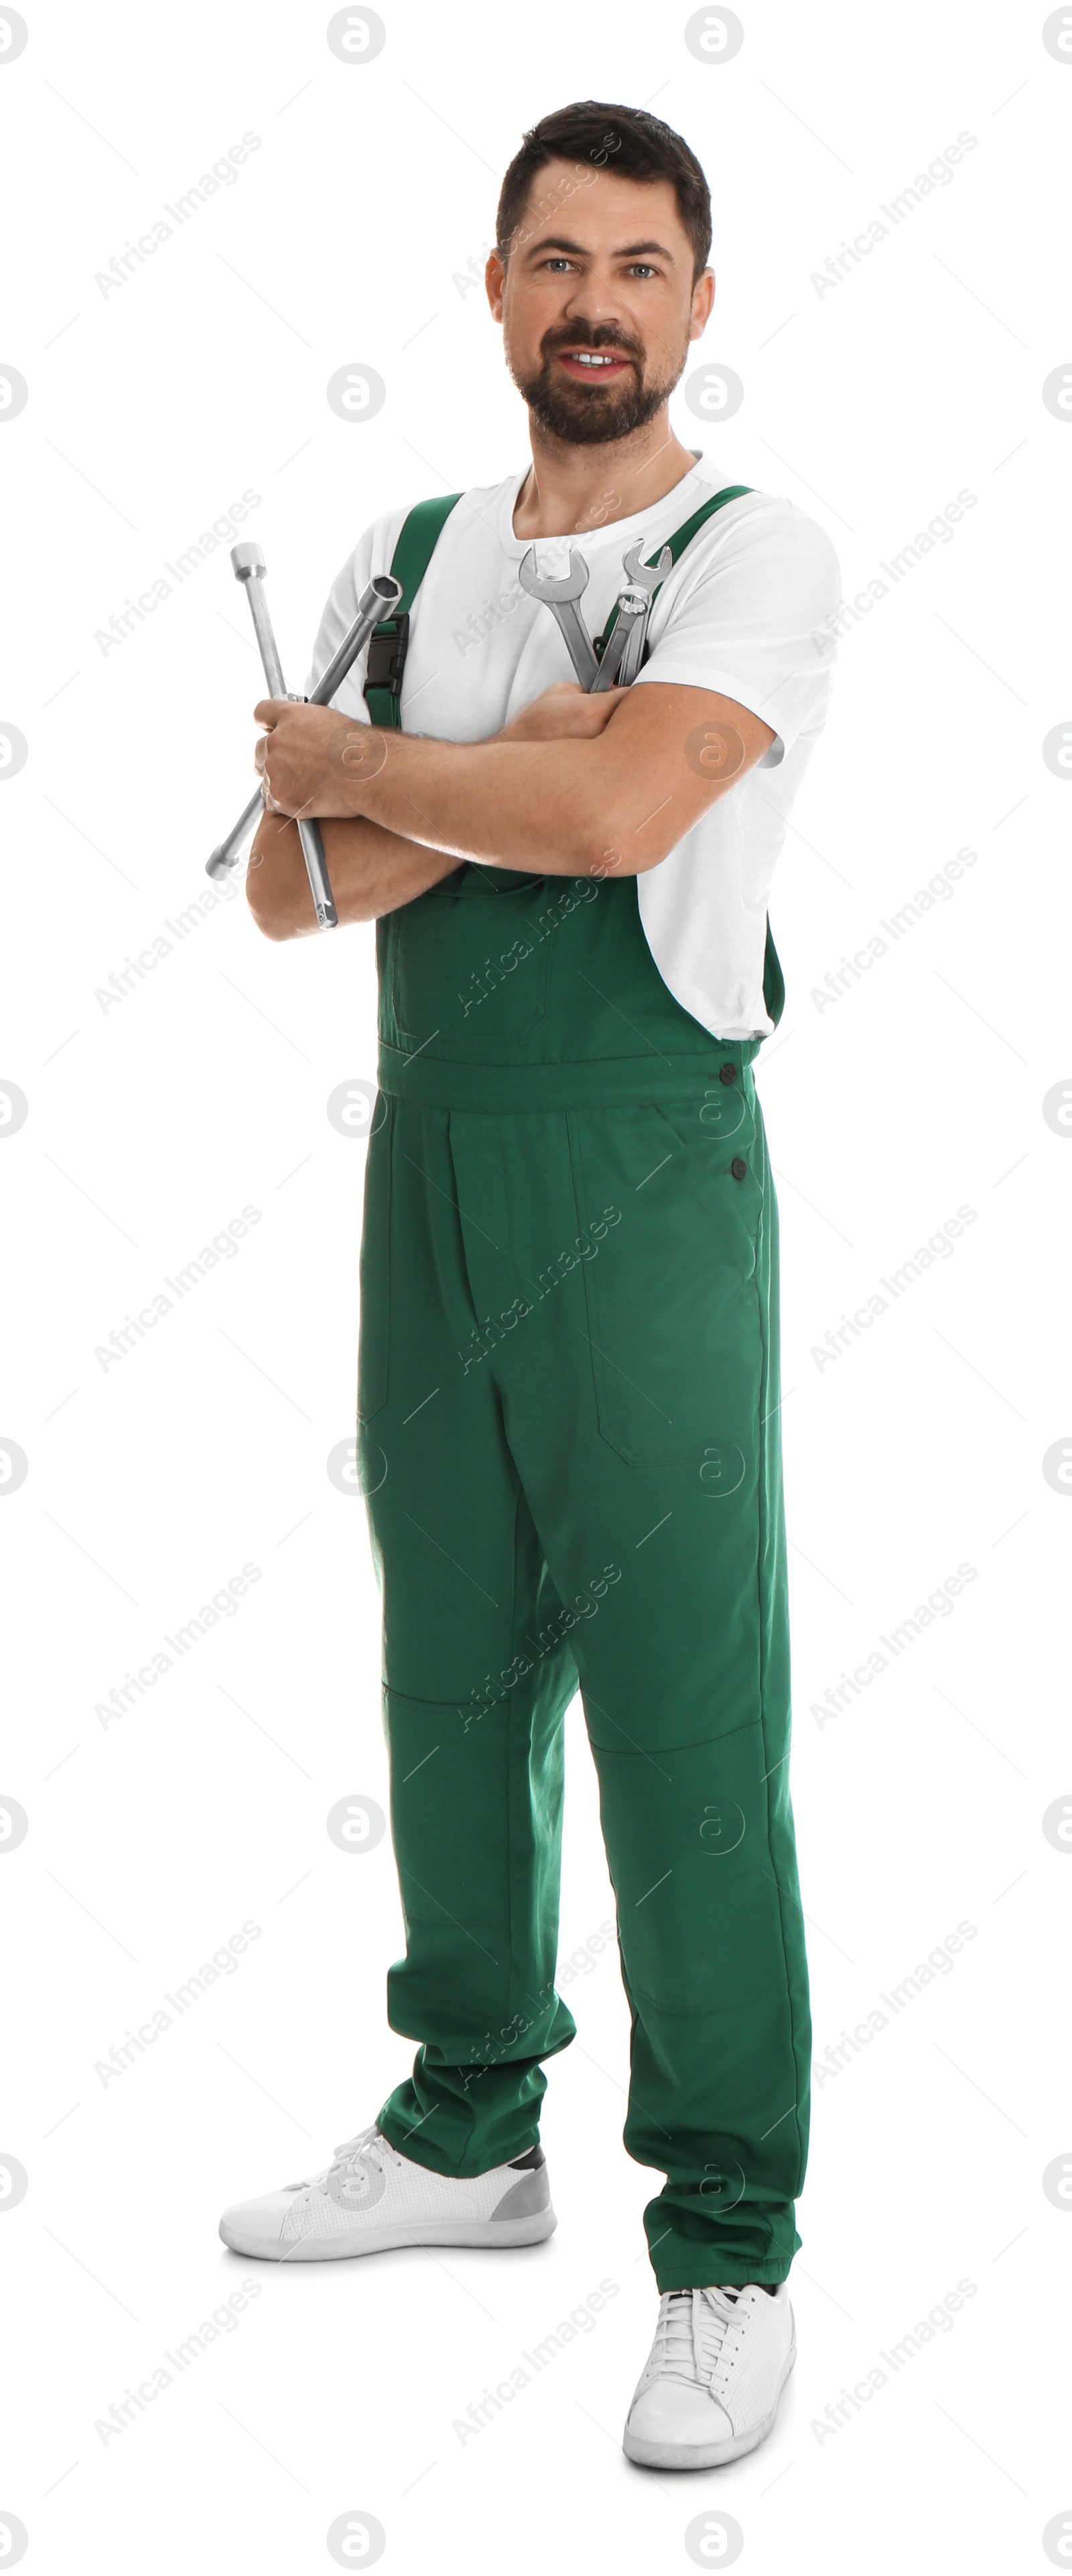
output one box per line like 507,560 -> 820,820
571,352 -> 618,366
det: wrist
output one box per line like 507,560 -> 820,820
334,721 -> 391,817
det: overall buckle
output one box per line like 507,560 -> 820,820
363,614 -> 409,698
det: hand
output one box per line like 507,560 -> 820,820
253,698 -> 387,817
494,680 -> 628,743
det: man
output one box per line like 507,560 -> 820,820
218,99 -> 840,2473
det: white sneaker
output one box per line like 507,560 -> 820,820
218,2124 -> 555,2262
623,2282 -> 796,2469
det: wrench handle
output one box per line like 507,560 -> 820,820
551,602 -> 599,689
295,816 -> 338,929
616,603 -> 652,688
246,580 -> 336,927
240,574 -> 336,927
313,573 -> 401,705
590,587 -> 651,692
242,576 -> 287,701
590,618 -> 633,693
208,785 -> 263,878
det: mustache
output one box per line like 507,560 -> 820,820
542,330 -> 643,363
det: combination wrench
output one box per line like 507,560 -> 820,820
517,546 -> 600,688
591,543 -> 673,690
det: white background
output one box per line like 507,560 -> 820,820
1,2 -> 1068,2569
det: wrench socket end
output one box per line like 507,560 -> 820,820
231,541 -> 267,583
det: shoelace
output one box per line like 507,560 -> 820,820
651,2285 -> 747,2393
291,2124 -> 403,2208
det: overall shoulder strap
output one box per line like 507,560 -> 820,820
652,482 -> 754,570
592,480 -> 785,1031
363,492 -> 463,728
594,483 -> 752,660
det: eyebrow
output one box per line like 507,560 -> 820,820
522,234 -> 678,263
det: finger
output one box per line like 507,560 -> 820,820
253,698 -> 289,724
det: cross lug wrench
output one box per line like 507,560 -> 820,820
206,570 -> 402,886
228,541 -> 340,928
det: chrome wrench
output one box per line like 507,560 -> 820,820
226,541 -> 398,930
517,545 -> 600,688
605,541 -> 673,688
206,570 -> 403,887
589,582 -> 651,692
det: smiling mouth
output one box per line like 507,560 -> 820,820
554,348 -> 634,381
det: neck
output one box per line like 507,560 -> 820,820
513,414 -> 698,540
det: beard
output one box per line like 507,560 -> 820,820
509,332 -> 687,447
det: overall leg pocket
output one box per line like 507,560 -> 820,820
566,1098 -> 765,1468
357,1094 -> 393,1422
589,1729 -> 791,2016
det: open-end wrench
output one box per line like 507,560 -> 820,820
608,541 -> 673,688
517,545 -> 600,688
206,571 -> 403,887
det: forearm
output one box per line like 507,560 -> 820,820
346,732 -> 616,877
245,805 -> 461,941
253,682 -> 773,884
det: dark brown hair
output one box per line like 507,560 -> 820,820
496,101 -> 712,288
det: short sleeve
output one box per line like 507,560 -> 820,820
304,504 -> 410,717
632,497 -> 842,759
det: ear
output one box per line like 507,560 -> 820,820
485,249 -> 507,322
689,268 -> 716,339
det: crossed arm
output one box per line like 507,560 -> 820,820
245,676 -> 775,941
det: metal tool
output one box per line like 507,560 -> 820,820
517,545 -> 600,688
209,550 -> 403,928
590,543 -> 673,691
229,541 -> 336,927
520,537 -> 673,694
588,584 -> 651,692
206,572 -> 402,887
615,542 -> 672,686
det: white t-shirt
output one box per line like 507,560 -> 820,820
307,450 -> 842,1039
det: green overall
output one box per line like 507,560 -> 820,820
357,491 -> 810,2289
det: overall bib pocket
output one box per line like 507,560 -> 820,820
387,866 -> 553,1052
